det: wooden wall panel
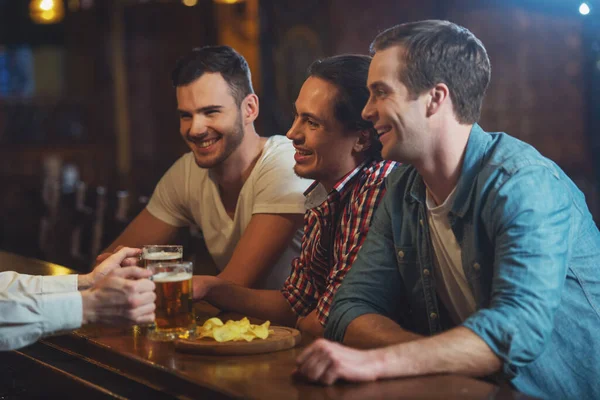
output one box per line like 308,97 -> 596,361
450,6 -> 590,174
124,2 -> 217,194
330,0 -> 439,55
259,0 -> 332,136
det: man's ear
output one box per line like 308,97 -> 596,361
426,83 -> 449,118
242,94 -> 259,123
353,129 -> 372,153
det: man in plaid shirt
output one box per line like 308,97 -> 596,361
192,54 -> 396,336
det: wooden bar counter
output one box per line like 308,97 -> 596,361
0,251 -> 527,399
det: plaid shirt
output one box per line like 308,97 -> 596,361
280,159 -> 397,326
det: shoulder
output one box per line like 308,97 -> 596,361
162,152 -> 208,183
263,135 -> 296,155
253,135 -> 299,178
475,132 -> 580,213
385,163 -> 419,188
250,136 -> 312,194
482,132 -> 560,178
166,152 -> 196,173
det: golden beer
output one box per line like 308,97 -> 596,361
148,261 -> 195,341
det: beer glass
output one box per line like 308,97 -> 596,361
147,261 -> 196,341
142,245 -> 183,268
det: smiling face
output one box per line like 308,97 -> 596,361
176,72 -> 245,169
362,46 -> 430,164
286,76 -> 363,191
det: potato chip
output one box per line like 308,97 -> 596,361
197,317 -> 274,342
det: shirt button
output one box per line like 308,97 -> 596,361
430,312 -> 438,320
473,262 -> 481,271
419,219 -> 424,226
398,250 -> 405,259
423,269 -> 430,277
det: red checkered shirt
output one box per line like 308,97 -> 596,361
280,159 -> 397,326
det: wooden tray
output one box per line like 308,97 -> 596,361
174,326 -> 301,356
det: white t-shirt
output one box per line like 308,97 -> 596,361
147,135 -> 311,289
426,187 -> 476,325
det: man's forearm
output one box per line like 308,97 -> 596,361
374,326 -> 502,379
343,314 -> 423,349
206,281 -> 297,327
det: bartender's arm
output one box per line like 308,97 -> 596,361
0,248 -> 156,351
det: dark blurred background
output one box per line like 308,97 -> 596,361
1,0 -> 599,272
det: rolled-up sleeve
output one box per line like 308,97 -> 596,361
281,254 -> 318,318
463,165 -> 571,378
325,191 -> 405,342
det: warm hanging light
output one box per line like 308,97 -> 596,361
30,0 -> 65,24
213,0 -> 245,4
182,0 -> 198,6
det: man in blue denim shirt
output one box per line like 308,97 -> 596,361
294,20 -> 600,399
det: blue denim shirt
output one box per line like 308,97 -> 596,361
325,124 -> 600,399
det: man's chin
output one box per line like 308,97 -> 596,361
193,154 -> 221,169
293,167 -> 317,182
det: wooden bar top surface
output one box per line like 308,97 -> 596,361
1,251 -> 528,399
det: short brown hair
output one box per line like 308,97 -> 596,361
370,20 -> 491,124
307,55 -> 382,160
171,45 -> 254,107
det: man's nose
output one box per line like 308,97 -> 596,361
189,115 -> 207,136
362,98 -> 376,122
286,118 -> 303,142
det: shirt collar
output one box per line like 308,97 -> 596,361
408,124 -> 491,219
304,161 -> 370,208
451,123 -> 492,218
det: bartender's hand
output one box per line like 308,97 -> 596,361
80,266 -> 156,326
79,247 -> 141,289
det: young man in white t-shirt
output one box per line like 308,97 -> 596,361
99,46 -> 310,290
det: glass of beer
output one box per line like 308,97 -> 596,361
142,245 -> 183,268
147,261 -> 196,341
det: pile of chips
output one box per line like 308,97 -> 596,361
197,317 -> 273,342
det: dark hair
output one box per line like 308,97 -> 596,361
307,54 -> 382,160
370,20 -> 491,124
171,45 -> 254,106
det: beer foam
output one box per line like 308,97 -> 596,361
144,251 -> 181,261
152,272 -> 192,283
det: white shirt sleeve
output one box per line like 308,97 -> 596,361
0,271 -> 78,294
252,138 -> 311,214
146,154 -> 194,227
0,272 -> 82,351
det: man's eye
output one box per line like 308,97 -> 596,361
307,120 -> 319,128
180,114 -> 191,120
206,110 -> 218,116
